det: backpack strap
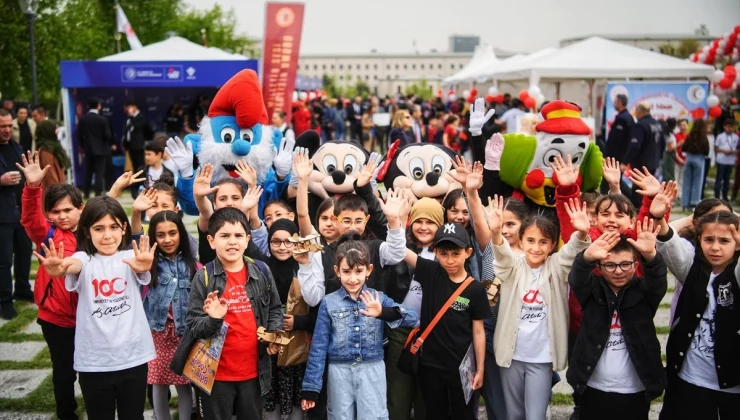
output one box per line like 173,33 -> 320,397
410,277 -> 474,354
38,226 -> 57,258
204,261 -> 215,288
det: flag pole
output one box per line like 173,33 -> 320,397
114,2 -> 121,52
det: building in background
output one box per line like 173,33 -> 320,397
449,35 -> 481,53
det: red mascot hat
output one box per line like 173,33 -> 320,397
208,69 -> 268,127
535,100 -> 591,136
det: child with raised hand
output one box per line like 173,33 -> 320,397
568,221 -> 667,420
301,239 -> 418,419
651,185 -> 740,418
601,157 -> 624,195
490,193 -> 591,420
35,196 -> 157,420
107,169 -> 146,199
143,210 -> 199,420
17,151 -> 84,419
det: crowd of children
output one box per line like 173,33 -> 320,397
10,126 -> 740,420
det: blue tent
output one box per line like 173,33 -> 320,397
60,37 -> 258,185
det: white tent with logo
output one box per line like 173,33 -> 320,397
98,36 -> 247,62
443,43 -> 499,84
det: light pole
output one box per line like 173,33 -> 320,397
19,0 -> 40,105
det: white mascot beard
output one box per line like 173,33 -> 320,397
198,116 -> 276,184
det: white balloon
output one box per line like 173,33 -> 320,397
715,87 -> 725,96
488,86 -> 499,96
699,53 -> 708,62
448,94 -> 457,102
712,70 -> 726,83
462,90 -> 471,98
292,91 -> 299,101
736,72 -> 740,84
733,82 -> 738,91
298,91 -> 308,101
528,85 -> 542,97
735,61 -> 740,72
308,92 -> 316,100
535,93 -> 545,105
707,94 -> 720,108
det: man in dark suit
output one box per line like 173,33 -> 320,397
346,96 -> 363,141
78,97 -> 114,198
122,100 -> 150,197
605,94 -> 634,163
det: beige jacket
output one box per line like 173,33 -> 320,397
493,232 -> 590,371
12,118 -> 36,151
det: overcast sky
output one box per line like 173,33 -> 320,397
184,0 -> 739,55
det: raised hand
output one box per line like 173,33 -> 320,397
203,291 -> 228,319
649,181 -> 678,219
378,188 -> 408,221
449,155 -> 471,186
565,198 -> 591,235
551,154 -> 578,186
357,152 -> 382,188
109,170 -> 145,198
132,188 -> 158,213
122,235 -> 157,273
193,164 -> 219,198
396,188 -> 413,222
486,195 -> 504,236
292,148 -> 313,181
630,166 -> 661,197
468,97 -> 496,135
273,135 -> 296,178
235,160 -> 257,188
165,136 -> 195,178
583,231 -> 621,262
627,217 -> 659,260
16,151 -> 49,187
601,157 -> 621,188
34,241 -> 72,278
466,161 -> 484,191
359,290 -> 383,318
484,133 -> 505,171
241,185 -> 263,213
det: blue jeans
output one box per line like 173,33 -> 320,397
682,153 -> 705,208
482,329 -> 507,420
327,360 -> 388,420
714,163 -> 734,200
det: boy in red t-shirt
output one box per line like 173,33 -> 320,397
186,208 -> 283,420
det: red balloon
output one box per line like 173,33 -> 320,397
709,106 -> 723,119
437,89 -> 443,97
485,94 -> 495,104
691,107 -> 705,120
524,97 -> 536,109
735,25 -> 740,34
519,90 -> 530,101
725,64 -> 737,80
719,76 -> 734,90
467,95 -> 475,104
470,88 -> 478,97
496,94 -> 505,103
732,97 -> 739,105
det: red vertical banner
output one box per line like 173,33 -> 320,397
262,2 -> 305,122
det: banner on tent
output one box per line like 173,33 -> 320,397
262,2 -> 305,121
604,81 -> 709,137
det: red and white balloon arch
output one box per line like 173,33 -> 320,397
688,25 -> 740,117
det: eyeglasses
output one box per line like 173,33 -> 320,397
598,261 -> 636,273
340,219 -> 367,228
269,240 -> 295,249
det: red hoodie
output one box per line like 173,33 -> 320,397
555,184 -> 669,333
21,185 -> 78,328
292,106 -> 312,137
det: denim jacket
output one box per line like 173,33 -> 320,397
143,253 -> 193,335
302,286 -> 418,394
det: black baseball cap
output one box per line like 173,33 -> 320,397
433,223 -> 471,248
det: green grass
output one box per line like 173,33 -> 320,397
0,302 -> 43,342
0,347 -> 51,370
0,373 -> 86,416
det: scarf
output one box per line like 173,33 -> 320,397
267,219 -> 300,303
35,120 -> 71,169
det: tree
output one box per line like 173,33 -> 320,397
405,79 -> 433,100
322,74 -> 342,98
165,3 -> 258,57
659,39 -> 700,59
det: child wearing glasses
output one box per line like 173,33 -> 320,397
567,220 -> 667,420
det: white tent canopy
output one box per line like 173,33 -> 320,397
492,37 -> 714,83
98,36 -> 247,62
443,43 -> 498,84
471,48 -> 557,83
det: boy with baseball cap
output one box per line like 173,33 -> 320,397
404,222 -> 489,420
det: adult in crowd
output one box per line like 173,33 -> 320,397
122,100 -> 150,196
2,99 -> 15,119
674,119 -> 689,199
623,102 -> 662,207
163,104 -> 184,139
362,108 -> 375,151
319,98 -> 335,142
272,111 -> 295,146
347,96 -> 363,141
660,118 -> 678,183
679,119 -> 709,211
332,99 -> 346,140
35,120 -> 70,187
605,94 -> 634,163
495,98 -> 526,134
78,97 -> 114,198
12,104 -> 36,153
713,119 -> 738,201
410,104 -> 424,143
0,109 -> 32,320
389,109 -> 413,148
31,105 -> 53,126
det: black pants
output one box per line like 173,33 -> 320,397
78,363 -> 148,420
128,148 -> 145,198
39,319 -> 78,420
84,154 -> 108,197
419,365 -> 476,420
0,222 -> 32,305
580,386 -> 648,420
660,376 -> 740,420
200,378 -> 263,420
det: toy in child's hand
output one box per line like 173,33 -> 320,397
289,233 -> 324,254
257,326 -> 294,354
481,277 -> 503,307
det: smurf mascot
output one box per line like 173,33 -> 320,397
165,69 -> 295,217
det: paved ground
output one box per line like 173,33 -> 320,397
0,194 -> 678,419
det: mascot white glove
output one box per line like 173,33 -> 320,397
274,135 -> 296,179
484,133 -> 505,171
288,147 -> 308,188
366,152 -> 383,191
165,136 -> 195,179
468,97 -> 496,136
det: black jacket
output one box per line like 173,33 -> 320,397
605,109 -> 634,162
567,251 -> 667,401
662,229 -> 740,389
77,111 -> 113,156
124,112 -> 150,151
0,140 -> 24,223
624,115 -> 663,174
